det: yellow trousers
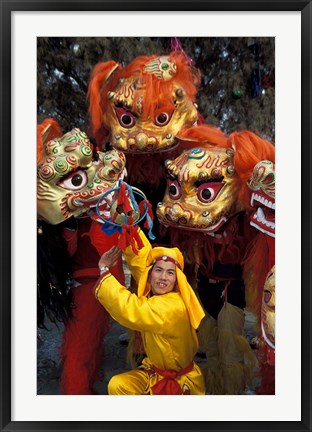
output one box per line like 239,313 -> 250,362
108,358 -> 206,395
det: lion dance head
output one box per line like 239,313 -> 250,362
37,119 -> 126,225
87,52 -> 201,154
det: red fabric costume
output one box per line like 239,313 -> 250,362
60,219 -> 124,394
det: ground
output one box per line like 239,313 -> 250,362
37,318 -> 131,395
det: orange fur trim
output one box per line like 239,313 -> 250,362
87,60 -> 120,134
229,130 -> 275,208
37,118 -> 63,164
177,124 -> 229,149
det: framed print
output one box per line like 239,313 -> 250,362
1,0 -> 311,431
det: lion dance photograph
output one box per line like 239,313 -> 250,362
37,36 -> 275,396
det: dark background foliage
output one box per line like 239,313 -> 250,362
37,37 -> 275,142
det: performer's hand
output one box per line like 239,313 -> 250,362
98,245 -> 122,269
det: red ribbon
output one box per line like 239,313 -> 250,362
117,224 -> 144,254
110,185 -> 151,255
150,362 -> 194,395
117,182 -> 133,213
112,183 -> 134,224
139,200 -> 154,231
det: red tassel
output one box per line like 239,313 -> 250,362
130,225 -> 144,252
128,226 -> 138,255
116,225 -> 145,254
147,202 -> 154,221
126,227 -> 137,254
109,185 -> 149,254
138,201 -> 145,215
117,225 -> 128,250
138,200 -> 154,230
117,183 -> 133,214
117,182 -> 126,206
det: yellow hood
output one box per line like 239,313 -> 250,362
137,246 -> 205,329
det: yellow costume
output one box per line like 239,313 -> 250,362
95,229 -> 206,395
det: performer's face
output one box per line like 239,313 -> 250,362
150,261 -> 177,296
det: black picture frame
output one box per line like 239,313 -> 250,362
1,1 -> 311,431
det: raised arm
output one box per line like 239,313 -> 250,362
95,273 -> 165,333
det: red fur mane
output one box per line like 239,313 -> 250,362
87,52 -> 201,146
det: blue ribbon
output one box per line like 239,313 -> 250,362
100,218 -> 122,236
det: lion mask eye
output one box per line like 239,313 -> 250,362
168,180 -> 181,200
196,182 -> 225,203
57,170 -> 88,190
115,107 -> 137,128
155,112 -> 171,126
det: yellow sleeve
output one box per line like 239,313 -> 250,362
95,272 -> 165,333
123,228 -> 152,284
